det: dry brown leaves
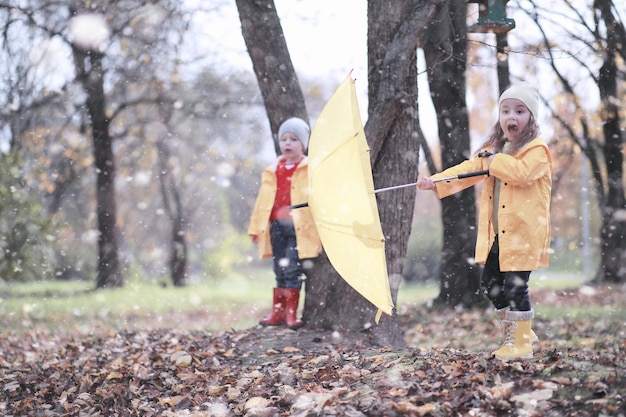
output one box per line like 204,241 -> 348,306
1,285 -> 625,417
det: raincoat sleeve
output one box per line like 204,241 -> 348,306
488,144 -> 551,186
432,155 -> 490,199
247,168 -> 276,259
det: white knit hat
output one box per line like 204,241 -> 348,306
498,84 -> 539,119
278,117 -> 310,150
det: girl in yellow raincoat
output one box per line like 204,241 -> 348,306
248,117 -> 322,330
417,84 -> 552,360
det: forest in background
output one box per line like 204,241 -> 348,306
0,0 -> 621,289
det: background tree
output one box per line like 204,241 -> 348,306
0,0 -> 196,287
516,0 -> 625,283
156,112 -> 188,287
421,0 -> 484,308
69,8 -> 123,288
593,0 -> 625,283
0,3 -> 68,282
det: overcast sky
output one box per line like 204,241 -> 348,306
193,0 -> 368,82
190,1 -> 443,144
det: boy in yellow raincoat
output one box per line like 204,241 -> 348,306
417,84 -> 552,360
248,117 -> 322,330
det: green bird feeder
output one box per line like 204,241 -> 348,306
468,0 -> 515,34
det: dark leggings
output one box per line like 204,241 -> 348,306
480,236 -> 531,311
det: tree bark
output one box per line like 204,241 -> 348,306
72,45 -> 123,288
156,138 -> 188,287
423,0 -> 483,308
495,33 -> 510,93
594,0 -> 626,283
365,0 -> 447,345
235,0 -> 309,151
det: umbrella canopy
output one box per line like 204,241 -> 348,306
307,75 -> 394,321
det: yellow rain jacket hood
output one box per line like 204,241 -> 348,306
432,137 -> 552,271
248,156 -> 322,260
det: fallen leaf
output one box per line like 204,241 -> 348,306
171,350 -> 192,367
106,372 -> 124,380
282,346 -> 301,353
510,389 -> 553,409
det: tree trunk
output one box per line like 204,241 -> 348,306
496,33 -> 510,93
235,0 -> 309,151
72,46 -> 123,288
156,139 -> 188,287
595,1 -> 626,283
365,0 -> 447,345
423,0 -> 483,308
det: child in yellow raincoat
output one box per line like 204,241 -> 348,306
417,84 -> 552,360
248,117 -> 322,330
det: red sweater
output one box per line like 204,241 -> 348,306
270,160 -> 300,220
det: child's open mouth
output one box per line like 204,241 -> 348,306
508,125 -> 518,133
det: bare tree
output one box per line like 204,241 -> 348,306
155,98 -> 188,287
237,0 -> 445,347
521,0 -> 626,284
3,0 -> 191,288
421,0 -> 484,308
69,12 -> 123,288
593,0 -> 625,283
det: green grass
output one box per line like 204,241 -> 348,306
0,270 -> 279,334
0,268 -> 611,335
530,269 -> 587,289
396,269 -> 587,305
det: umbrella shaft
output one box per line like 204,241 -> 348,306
373,183 -> 417,193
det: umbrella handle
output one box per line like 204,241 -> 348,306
433,169 -> 489,183
289,202 -> 309,209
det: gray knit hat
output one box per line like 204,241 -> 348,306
499,84 -> 539,119
278,117 -> 310,150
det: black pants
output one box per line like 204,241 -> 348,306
269,219 -> 304,289
480,236 -> 531,311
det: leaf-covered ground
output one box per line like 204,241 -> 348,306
1,284 -> 625,416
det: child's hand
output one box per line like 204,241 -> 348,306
416,177 -> 436,191
250,235 -> 258,244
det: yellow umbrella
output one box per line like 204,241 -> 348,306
307,74 -> 394,322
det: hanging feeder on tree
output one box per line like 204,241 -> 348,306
467,0 -> 515,34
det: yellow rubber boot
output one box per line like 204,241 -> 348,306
496,307 -> 538,343
492,309 -> 534,360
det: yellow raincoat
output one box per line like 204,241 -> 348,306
432,137 -> 552,271
248,156 -> 322,260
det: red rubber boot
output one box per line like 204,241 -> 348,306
283,288 -> 304,330
259,288 -> 286,326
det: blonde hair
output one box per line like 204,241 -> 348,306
478,113 -> 540,155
